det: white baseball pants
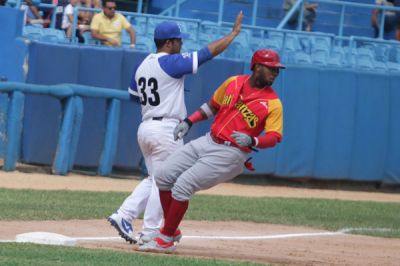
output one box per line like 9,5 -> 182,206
118,118 -> 183,235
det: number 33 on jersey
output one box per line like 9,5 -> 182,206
128,51 -> 200,121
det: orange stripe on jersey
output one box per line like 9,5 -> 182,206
264,98 -> 283,138
212,76 -> 238,107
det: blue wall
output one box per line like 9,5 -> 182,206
21,41 -> 244,169
1,7 -> 400,183
20,41 -> 400,183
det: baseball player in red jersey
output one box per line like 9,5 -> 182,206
108,12 -> 244,245
138,49 -> 285,252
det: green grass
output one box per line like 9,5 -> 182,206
1,188 -> 400,237
0,243 -> 263,266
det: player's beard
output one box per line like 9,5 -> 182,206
257,78 -> 272,88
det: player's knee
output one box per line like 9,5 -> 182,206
154,168 -> 170,190
171,183 -> 192,201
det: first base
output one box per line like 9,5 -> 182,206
15,232 -> 77,246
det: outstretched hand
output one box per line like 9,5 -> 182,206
232,11 -> 243,36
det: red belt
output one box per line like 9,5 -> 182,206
210,134 -> 240,149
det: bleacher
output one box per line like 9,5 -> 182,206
13,0 -> 400,72
149,0 -> 400,72
2,3 -> 400,182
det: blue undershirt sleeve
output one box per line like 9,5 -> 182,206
158,47 -> 212,79
197,47 -> 213,66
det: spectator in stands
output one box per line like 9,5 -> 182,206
40,0 -> 69,30
21,0 -> 51,27
371,0 -> 400,40
90,0 -> 136,47
0,0 -> 6,6
78,0 -> 98,26
283,0 -> 318,32
91,0 -> 102,8
61,0 -> 85,43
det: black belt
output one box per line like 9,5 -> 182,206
152,117 -> 163,121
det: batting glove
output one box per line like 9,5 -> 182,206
231,131 -> 254,147
174,118 -> 192,141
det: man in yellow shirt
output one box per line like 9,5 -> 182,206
91,0 -> 136,47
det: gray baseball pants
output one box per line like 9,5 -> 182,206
155,133 -> 248,201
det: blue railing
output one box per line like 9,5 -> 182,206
279,0 -> 400,39
0,82 -> 129,176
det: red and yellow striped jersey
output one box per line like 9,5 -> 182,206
210,75 -> 283,152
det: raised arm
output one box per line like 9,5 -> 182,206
207,11 -> 243,57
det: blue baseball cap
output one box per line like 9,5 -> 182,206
154,21 -> 190,40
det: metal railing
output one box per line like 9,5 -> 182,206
278,0 -> 400,39
0,82 -> 130,176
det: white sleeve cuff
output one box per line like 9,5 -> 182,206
253,137 -> 259,147
128,87 -> 139,96
192,51 -> 198,74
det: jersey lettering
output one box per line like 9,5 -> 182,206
235,101 -> 258,128
138,77 -> 160,106
222,95 -> 232,105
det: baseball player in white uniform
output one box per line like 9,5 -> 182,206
108,12 -> 243,245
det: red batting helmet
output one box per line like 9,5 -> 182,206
251,49 -> 285,70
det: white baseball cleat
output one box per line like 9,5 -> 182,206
138,233 -> 176,253
107,212 -> 137,244
138,228 -> 182,245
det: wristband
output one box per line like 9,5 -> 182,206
184,118 -> 193,128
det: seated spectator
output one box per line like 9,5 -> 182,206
79,0 -> 102,26
21,0 -> 51,27
78,0 -> 93,27
61,0 -> 85,43
1,0 -> 7,6
371,0 -> 400,40
90,0 -> 136,47
91,0 -> 102,9
40,0 -> 69,30
283,0 -> 318,32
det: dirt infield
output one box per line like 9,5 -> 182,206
1,170 -> 400,265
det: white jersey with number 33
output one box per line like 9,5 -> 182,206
129,51 -> 199,121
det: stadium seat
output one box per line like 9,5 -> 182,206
263,39 -> 281,52
135,36 -> 154,52
23,25 -> 43,40
131,16 -> 147,36
82,31 -> 100,46
374,61 -> 387,72
388,47 -> 400,63
386,61 -> 400,72
293,51 -> 312,65
283,33 -> 301,53
182,39 -> 200,52
327,46 -> 345,67
179,20 -> 200,41
355,54 -> 374,70
41,28 -> 68,43
267,31 -> 284,47
311,35 -> 332,53
311,50 -> 328,66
